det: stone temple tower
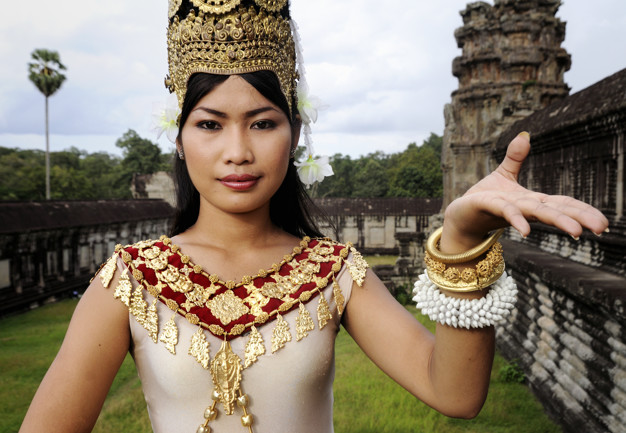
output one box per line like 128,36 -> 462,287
442,0 -> 571,206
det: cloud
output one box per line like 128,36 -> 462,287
1,0 -> 625,158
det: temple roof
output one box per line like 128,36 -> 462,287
0,200 -> 174,234
496,67 -> 626,151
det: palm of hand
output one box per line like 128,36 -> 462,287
444,134 -> 609,241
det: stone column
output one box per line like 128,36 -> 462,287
442,0 -> 571,206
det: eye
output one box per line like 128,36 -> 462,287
197,120 -> 221,130
252,120 -> 275,130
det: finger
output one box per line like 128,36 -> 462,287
516,197 -> 586,237
495,132 -> 531,181
473,193 -> 586,238
537,195 -> 610,236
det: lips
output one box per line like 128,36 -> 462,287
219,174 -> 260,191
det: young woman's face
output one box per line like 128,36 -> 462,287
179,75 -> 295,218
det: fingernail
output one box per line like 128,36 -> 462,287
593,232 -> 603,237
605,228 -> 610,233
570,234 -> 580,241
517,131 -> 530,140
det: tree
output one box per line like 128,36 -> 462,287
28,49 -> 67,200
115,129 -> 173,198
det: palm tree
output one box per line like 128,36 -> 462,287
28,49 -> 67,200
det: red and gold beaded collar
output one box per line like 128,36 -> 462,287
96,235 -> 368,432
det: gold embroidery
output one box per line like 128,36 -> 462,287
104,235 -> 368,433
271,314 -> 291,353
165,298 -> 179,311
114,268 -> 132,307
210,340 -> 243,415
186,313 -> 200,325
146,284 -> 161,298
160,314 -> 179,354
99,255 -> 117,288
161,264 -> 181,284
189,328 -> 211,369
317,293 -> 332,330
244,290 -> 270,316
209,324 -> 225,336
207,291 -> 250,326
132,268 -> 144,282
231,324 -> 246,335
296,303 -> 315,341
347,247 -> 369,287
121,250 -> 132,263
244,326 -> 265,368
130,286 -> 147,325
333,279 -> 345,314
145,299 -> 159,343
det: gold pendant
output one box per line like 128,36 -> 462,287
114,268 -> 132,307
160,314 -> 179,355
317,293 -> 333,330
244,326 -> 265,368
296,302 -> 315,341
271,314 -> 292,353
210,339 -> 243,415
189,328 -> 211,370
332,279 -> 345,314
99,255 -> 117,288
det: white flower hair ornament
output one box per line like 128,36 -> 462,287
291,19 -> 333,187
151,92 -> 181,144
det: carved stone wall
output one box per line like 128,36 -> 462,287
132,171 -> 176,207
490,68 -> 626,433
313,198 -> 441,255
0,200 -> 174,316
442,0 -> 571,206
500,240 -> 626,433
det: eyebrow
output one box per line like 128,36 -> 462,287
192,106 -> 279,118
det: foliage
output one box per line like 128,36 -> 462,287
313,132 -> 443,198
1,301 -> 560,433
28,49 -> 66,98
0,130 -> 173,201
498,359 -> 526,384
2,132 -> 440,201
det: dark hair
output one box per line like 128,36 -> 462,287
169,71 -> 326,239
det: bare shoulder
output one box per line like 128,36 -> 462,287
19,261 -> 131,433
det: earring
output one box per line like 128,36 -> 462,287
290,147 -> 297,158
178,148 -> 185,160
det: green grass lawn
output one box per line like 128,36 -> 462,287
1,300 -> 560,433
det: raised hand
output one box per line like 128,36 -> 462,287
440,132 -> 609,253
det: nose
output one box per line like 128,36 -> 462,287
222,126 -> 254,165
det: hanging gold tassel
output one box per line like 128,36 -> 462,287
317,293 -> 333,330
296,302 -> 315,341
210,339 -> 243,415
99,255 -> 117,288
332,279 -> 345,314
130,286 -> 147,325
189,328 -> 211,369
144,299 -> 159,343
160,314 -> 179,354
114,268 -> 132,307
244,326 -> 265,368
271,314 -> 291,353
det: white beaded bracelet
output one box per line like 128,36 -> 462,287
412,271 -> 517,329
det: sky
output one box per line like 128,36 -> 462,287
1,0 -> 625,159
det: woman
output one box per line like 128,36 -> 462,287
19,1 -> 609,432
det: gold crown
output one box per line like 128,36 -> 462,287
166,0 -> 297,113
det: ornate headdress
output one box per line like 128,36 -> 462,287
154,0 -> 333,185
165,0 -> 297,114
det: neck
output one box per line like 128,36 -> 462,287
182,201 -> 289,250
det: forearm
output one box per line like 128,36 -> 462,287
428,318 -> 495,418
424,221 -> 499,417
